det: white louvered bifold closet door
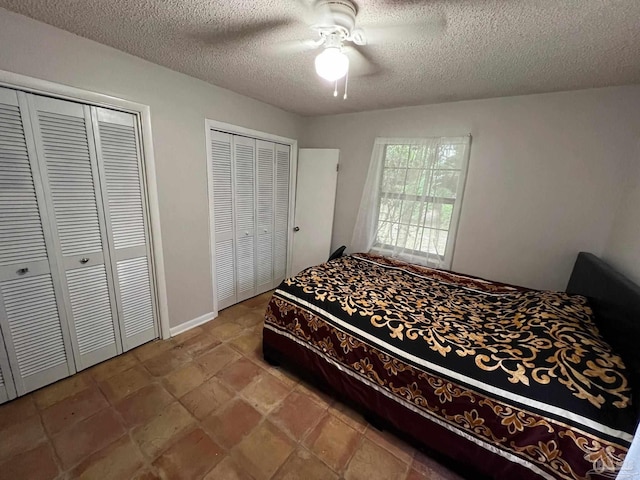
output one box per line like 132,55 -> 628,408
274,144 -> 291,286
93,108 -> 157,351
0,87 -> 74,396
256,140 -> 274,294
210,131 -> 236,310
233,136 -> 257,302
28,95 -> 120,370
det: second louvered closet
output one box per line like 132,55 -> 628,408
209,131 -> 291,310
0,86 -> 157,402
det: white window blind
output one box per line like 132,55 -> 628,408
352,136 -> 470,269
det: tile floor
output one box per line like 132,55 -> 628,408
0,292 -> 463,480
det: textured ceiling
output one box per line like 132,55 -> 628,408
1,0 -> 639,116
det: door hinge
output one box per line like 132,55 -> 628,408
336,163 -> 340,172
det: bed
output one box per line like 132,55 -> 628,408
262,252 -> 640,480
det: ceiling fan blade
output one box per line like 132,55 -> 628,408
290,0 -> 335,27
269,38 -> 324,56
345,46 -> 380,77
361,16 -> 446,45
190,19 -> 295,46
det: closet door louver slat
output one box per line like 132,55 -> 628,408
274,144 -> 291,285
210,131 -> 236,310
94,108 -> 156,350
0,87 -> 73,398
30,95 -> 120,370
234,136 -> 257,302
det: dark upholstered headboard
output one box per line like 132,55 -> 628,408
567,252 -> 640,312
567,252 -> 640,394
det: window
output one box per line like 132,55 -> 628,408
352,136 -> 470,269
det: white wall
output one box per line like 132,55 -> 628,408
604,146 -> 640,286
0,8 -> 302,329
301,87 -> 640,291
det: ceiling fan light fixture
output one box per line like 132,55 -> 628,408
315,47 -> 349,81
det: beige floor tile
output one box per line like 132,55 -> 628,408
162,361 -> 208,398
71,435 -> 145,480
406,468 -> 430,480
153,428 -> 224,480
269,390 -> 327,441
171,326 -> 206,344
115,384 -> 174,427
180,376 -> 234,420
273,448 -> 339,480
89,353 -> 138,382
304,413 -> 361,472
196,344 -> 242,377
133,339 -> 174,363
0,414 -> 47,462
328,400 -> 368,433
41,386 -> 109,435
143,347 -> 191,377
232,310 -> 265,329
207,320 -> 245,342
33,373 -> 93,410
365,426 -> 415,465
98,365 -> 153,404
231,421 -> 295,480
52,408 -> 125,469
0,442 -> 58,480
203,456 -> 254,480
202,398 -> 262,449
228,332 -> 262,358
132,402 -> 196,459
344,438 -> 407,480
216,356 -> 264,392
173,332 -> 221,358
412,451 -> 465,480
241,371 -> 292,414
0,395 -> 37,430
130,468 -> 162,480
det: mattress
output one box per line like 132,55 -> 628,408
263,253 -> 636,480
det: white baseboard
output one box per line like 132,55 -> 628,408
169,311 -> 216,337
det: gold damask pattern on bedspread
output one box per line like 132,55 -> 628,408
284,253 -> 631,414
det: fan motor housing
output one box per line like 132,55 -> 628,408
312,0 -> 358,38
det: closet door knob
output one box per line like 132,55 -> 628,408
80,257 -> 90,264
293,226 -> 300,232
16,267 -> 29,275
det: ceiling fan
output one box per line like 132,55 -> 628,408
195,0 -> 444,99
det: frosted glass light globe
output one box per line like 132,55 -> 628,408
315,47 -> 349,81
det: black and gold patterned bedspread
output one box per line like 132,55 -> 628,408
264,253 -> 636,480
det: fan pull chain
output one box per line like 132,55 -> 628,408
333,80 -> 338,97
343,68 -> 349,100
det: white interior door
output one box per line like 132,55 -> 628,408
93,107 -> 157,351
234,135 -> 256,301
291,149 -> 339,276
210,131 -> 236,310
273,144 -> 291,286
0,87 -> 74,396
256,140 -> 274,294
28,95 -> 120,371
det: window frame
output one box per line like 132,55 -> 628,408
369,137 -> 470,270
